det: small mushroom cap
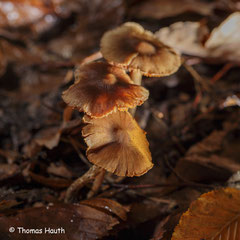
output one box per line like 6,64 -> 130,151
100,22 -> 181,77
82,111 -> 153,177
62,62 -> 149,118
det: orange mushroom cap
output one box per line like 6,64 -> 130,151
82,111 -> 153,177
100,22 -> 181,77
62,62 -> 149,118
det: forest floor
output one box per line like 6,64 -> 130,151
0,1 -> 240,239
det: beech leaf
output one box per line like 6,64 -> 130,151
0,199 -> 127,240
156,12 -> 240,62
172,188 -> 240,240
129,0 -> 215,20
81,197 -> 129,221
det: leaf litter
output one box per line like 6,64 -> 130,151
0,0 -> 240,239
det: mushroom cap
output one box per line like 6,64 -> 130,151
100,22 -> 181,77
82,111 -> 153,177
62,62 -> 149,118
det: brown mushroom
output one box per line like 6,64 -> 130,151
100,22 -> 181,84
62,61 -> 149,118
82,111 -> 153,177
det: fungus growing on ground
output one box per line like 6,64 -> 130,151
100,22 -> 181,84
82,111 -> 153,177
63,22 -> 182,201
62,61 -> 149,118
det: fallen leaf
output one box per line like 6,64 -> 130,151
172,188 -> 240,240
47,163 -> 73,179
33,118 -> 82,150
221,95 -> 240,108
185,126 -> 240,173
152,188 -> 204,240
0,201 -> 125,240
0,39 -> 43,71
0,164 -> 19,181
0,0 -> 55,28
129,0 -> 215,20
168,159 -> 232,186
29,171 -> 72,189
128,199 -> 174,227
0,200 -> 20,213
156,12 -> 240,62
228,171 -> 240,189
18,69 -> 67,98
160,117 -> 240,197
0,148 -> 18,164
81,198 -> 129,221
48,0 -> 124,60
0,44 -> 7,76
152,213 -> 180,240
205,12 -> 240,62
34,126 -> 61,150
155,21 -> 209,57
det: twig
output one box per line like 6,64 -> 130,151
183,62 -> 210,108
127,189 -> 176,205
183,62 -> 210,92
211,63 -> 234,83
164,157 -> 187,183
110,182 -> 214,189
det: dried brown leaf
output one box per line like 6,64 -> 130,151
48,0 -> 124,60
185,126 -> 240,173
0,200 -> 20,213
172,188 -> 240,240
0,201 -> 124,239
0,149 -> 18,164
0,164 -> 19,181
18,70 -> 67,98
29,171 -> 72,189
152,213 -> 181,240
47,163 -> 73,179
0,0 -> 55,28
34,126 -> 61,150
129,0 -> 215,20
0,45 -> 7,76
81,197 -> 129,221
160,119 -> 240,197
0,39 -> 43,77
33,119 -> 82,150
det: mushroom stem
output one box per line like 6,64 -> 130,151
87,169 -> 106,199
64,165 -> 102,203
130,69 -> 142,85
81,51 -> 103,65
129,69 -> 142,115
63,106 -> 73,123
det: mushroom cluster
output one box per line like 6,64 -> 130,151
62,22 -> 181,177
